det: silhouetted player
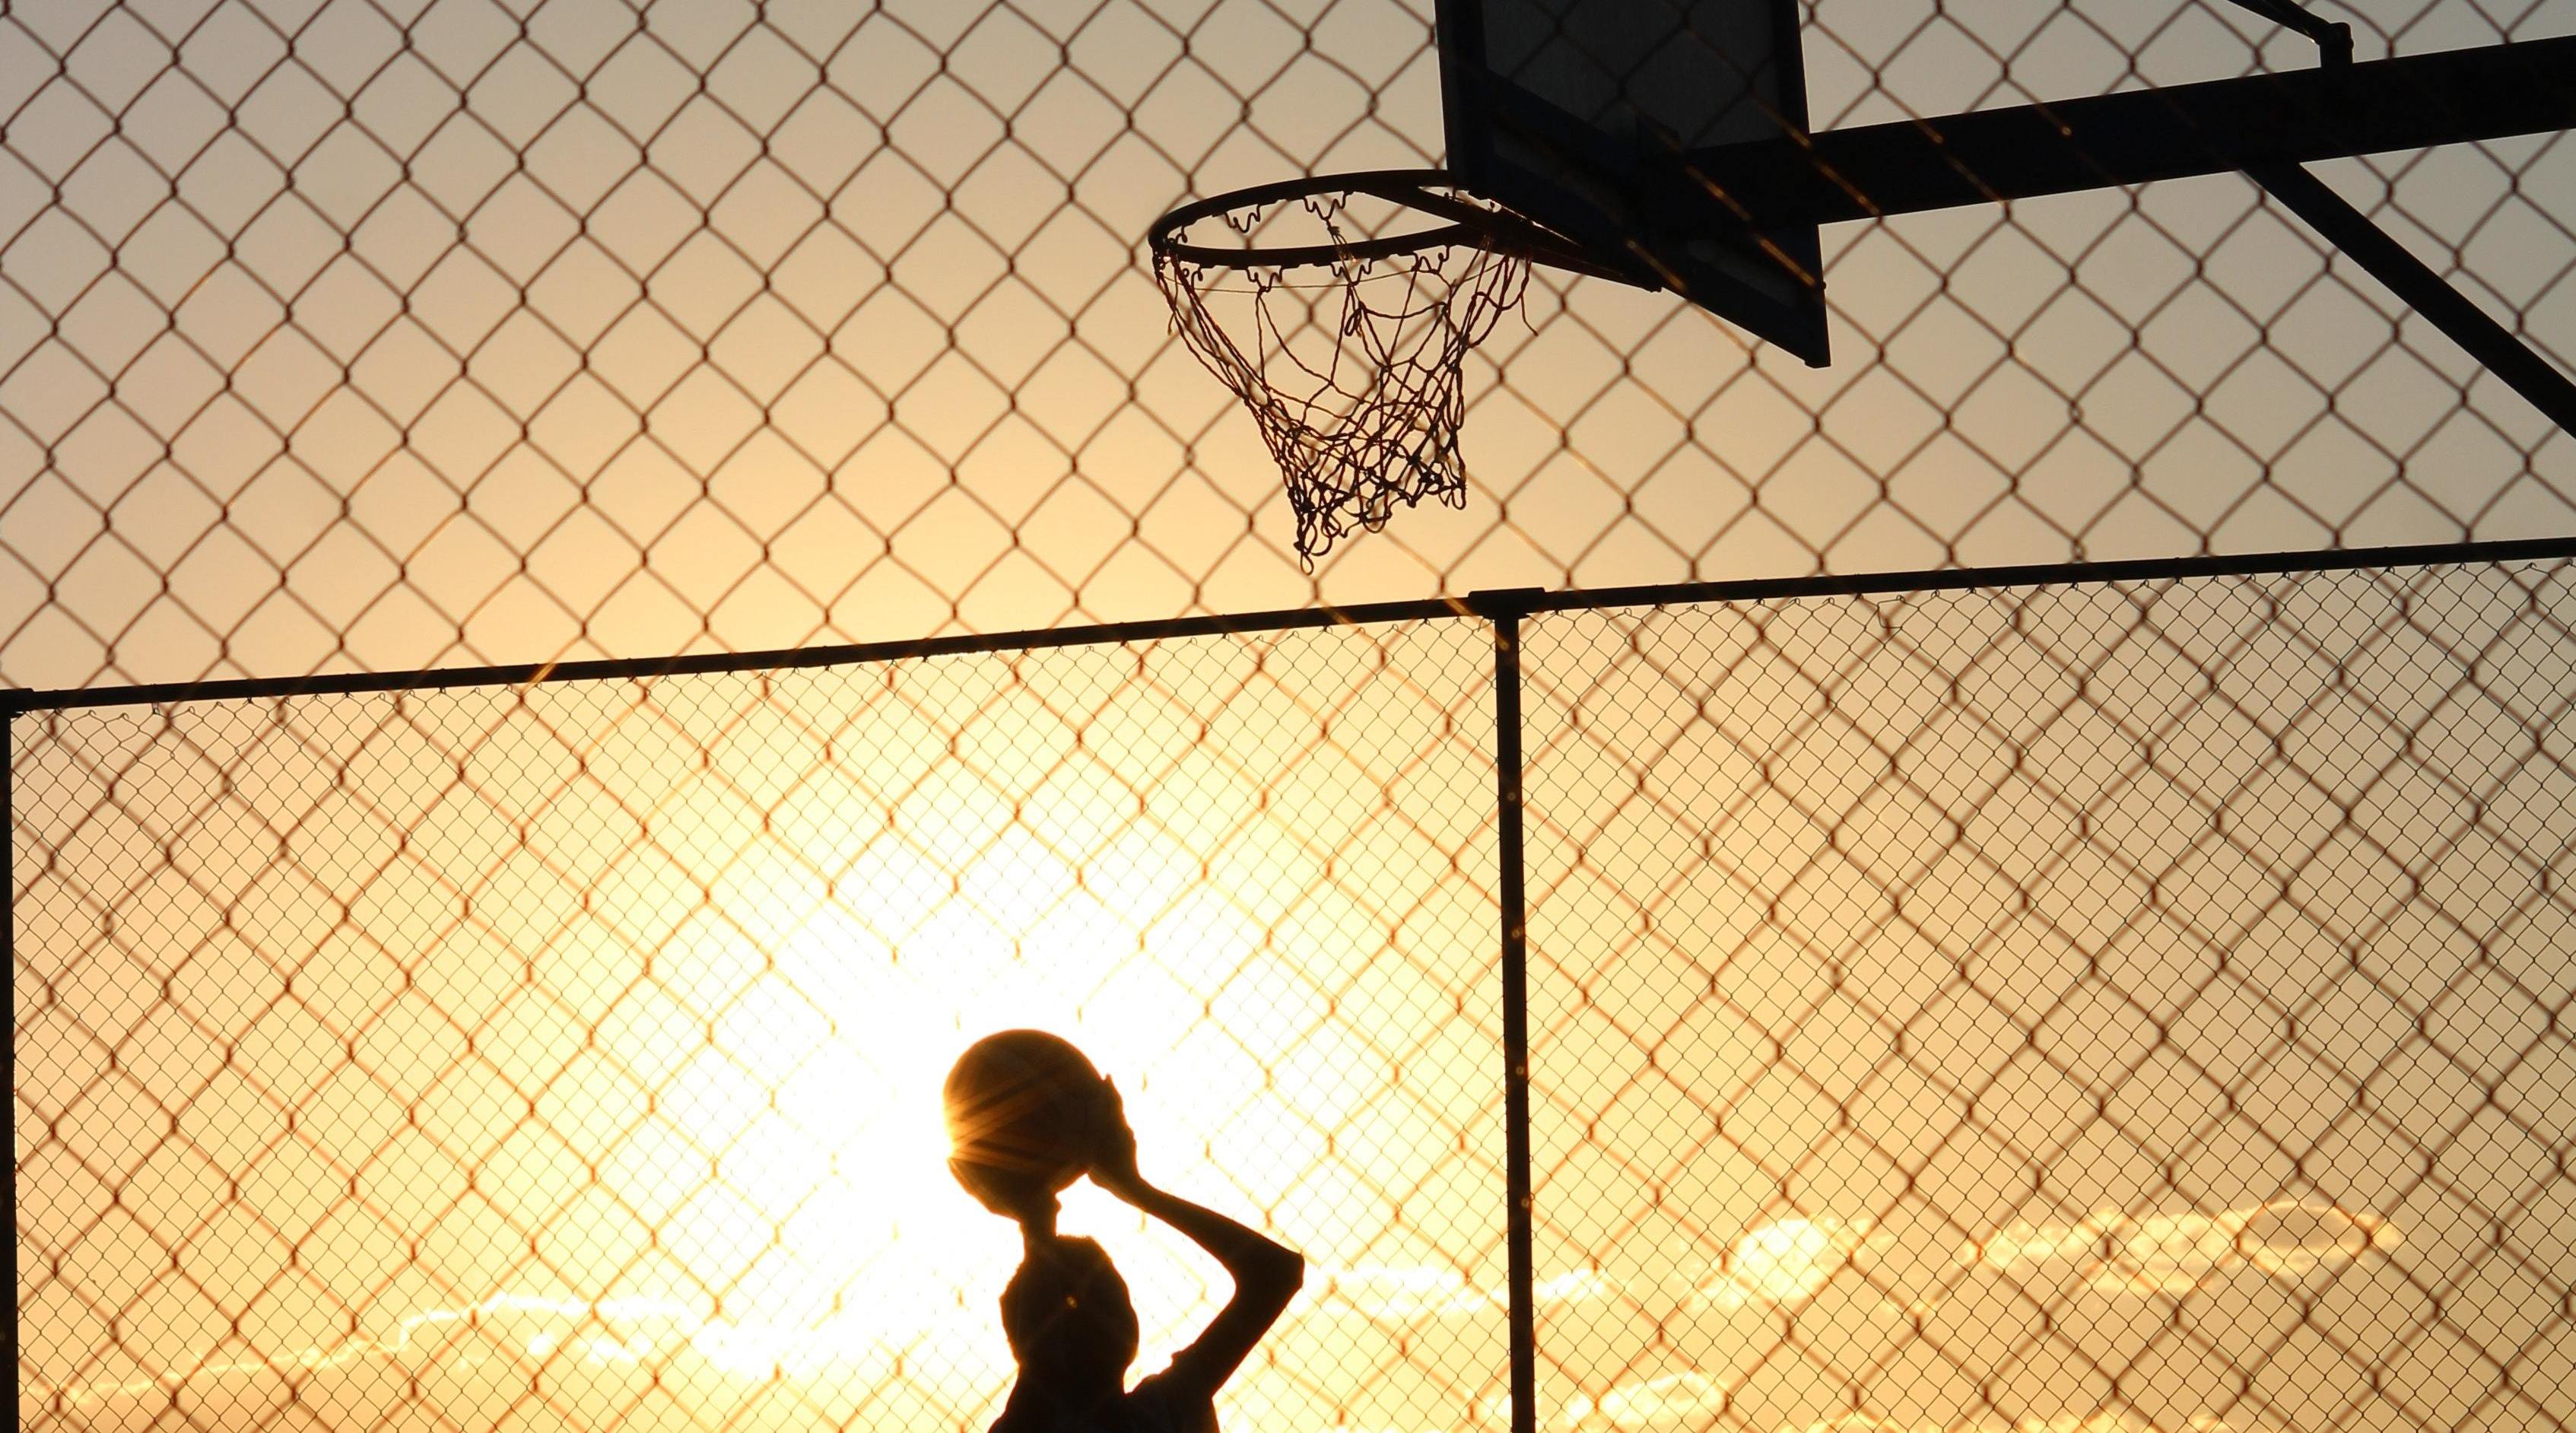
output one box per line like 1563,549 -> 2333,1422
983,1078 -> 1304,1433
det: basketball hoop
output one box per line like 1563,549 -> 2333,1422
1149,171 -> 1616,567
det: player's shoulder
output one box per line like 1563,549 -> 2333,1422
1123,1369 -> 1219,1433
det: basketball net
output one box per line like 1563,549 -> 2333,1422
1153,186 -> 1531,567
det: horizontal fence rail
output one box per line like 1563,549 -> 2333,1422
14,545 -> 2576,1433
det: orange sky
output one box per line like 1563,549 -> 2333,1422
8,2 -> 2574,1432
2,0 -> 2570,690
20,563 -> 2570,1433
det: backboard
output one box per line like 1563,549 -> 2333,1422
1437,0 -> 1832,365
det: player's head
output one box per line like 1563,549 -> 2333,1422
951,1156 -> 1060,1226
1000,1235 -> 1137,1403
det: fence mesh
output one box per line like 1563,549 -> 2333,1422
15,551 -> 2576,1433
12,618 -> 1505,1433
3,1 -> 2573,690
1522,558 -> 2576,1433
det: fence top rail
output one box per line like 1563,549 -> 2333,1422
6,535 -> 2571,716
1504,534 -> 2576,615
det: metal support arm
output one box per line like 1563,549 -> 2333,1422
1681,34 -> 2576,225
2243,160 -> 2576,436
1676,34 -> 2576,431
2222,0 -> 2355,69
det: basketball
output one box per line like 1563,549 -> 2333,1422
944,1030 -> 1108,1209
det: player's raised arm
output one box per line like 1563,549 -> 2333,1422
1087,1078 -> 1304,1396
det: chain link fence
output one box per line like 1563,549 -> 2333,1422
13,615 -> 1507,1433
4,0 -> 2574,691
14,545 -> 2575,1433
1520,554 -> 2576,1433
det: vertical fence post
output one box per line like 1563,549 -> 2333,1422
5,697 -> 20,1393
1475,588 -> 1541,1433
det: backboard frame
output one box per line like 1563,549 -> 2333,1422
1435,0 -> 1834,366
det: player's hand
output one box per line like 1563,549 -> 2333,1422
1088,1076 -> 1145,1197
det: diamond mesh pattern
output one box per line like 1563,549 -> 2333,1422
16,552 -> 2576,1433
1522,557 -> 2576,1433
2,2 -> 2572,689
14,618 -> 1505,1433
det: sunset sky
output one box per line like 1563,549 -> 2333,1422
8,2 -> 2575,1433
0,0 -> 2568,688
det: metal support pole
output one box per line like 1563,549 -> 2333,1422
2244,159 -> 2576,437
5,701 -> 20,1400
1475,587 -> 1539,1433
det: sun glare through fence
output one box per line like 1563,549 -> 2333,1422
12,621 -> 1504,1433
14,552 -> 2576,1433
